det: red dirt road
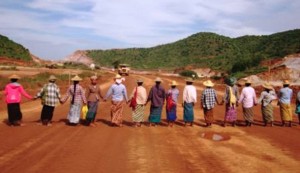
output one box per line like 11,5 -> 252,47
0,73 -> 300,173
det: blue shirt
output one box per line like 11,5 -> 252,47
278,87 -> 293,104
105,83 -> 128,102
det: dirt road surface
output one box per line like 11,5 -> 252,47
0,73 -> 299,173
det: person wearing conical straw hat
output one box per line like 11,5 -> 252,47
182,78 -> 197,126
4,74 -> 33,126
201,80 -> 220,127
128,79 -> 147,127
222,77 -> 239,127
104,74 -> 128,127
238,78 -> 257,127
61,75 -> 87,125
34,75 -> 61,126
146,77 -> 166,127
258,82 -> 277,127
278,80 -> 293,127
166,81 -> 179,127
85,75 -> 104,127
295,90 -> 300,125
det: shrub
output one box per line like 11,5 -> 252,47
179,70 -> 199,79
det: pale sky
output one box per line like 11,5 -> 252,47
0,0 -> 299,60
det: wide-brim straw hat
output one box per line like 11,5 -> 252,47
245,78 -> 252,84
137,79 -> 144,83
71,75 -> 82,81
90,75 -> 98,80
170,80 -> 178,86
9,74 -> 21,79
155,77 -> 162,82
49,75 -> 57,81
114,74 -> 122,79
185,78 -> 194,82
203,80 -> 214,87
283,80 -> 290,85
262,83 -> 273,90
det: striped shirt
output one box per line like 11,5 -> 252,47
36,83 -> 61,107
201,88 -> 217,110
62,84 -> 87,104
105,83 -> 128,102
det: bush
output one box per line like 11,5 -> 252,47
179,70 -> 199,79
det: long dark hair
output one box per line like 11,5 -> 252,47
71,81 -> 79,104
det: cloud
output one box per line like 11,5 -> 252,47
0,0 -> 299,59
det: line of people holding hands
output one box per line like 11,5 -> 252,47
3,74 -> 300,128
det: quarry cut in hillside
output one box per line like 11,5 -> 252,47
238,54 -> 300,86
64,50 -> 93,65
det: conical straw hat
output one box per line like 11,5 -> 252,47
203,80 -> 214,87
169,80 -> 178,86
9,74 -> 20,79
71,75 -> 82,81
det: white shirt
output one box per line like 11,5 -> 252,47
238,86 -> 257,108
183,85 -> 197,103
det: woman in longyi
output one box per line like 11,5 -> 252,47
104,74 -> 128,127
61,75 -> 87,125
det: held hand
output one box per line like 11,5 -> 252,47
220,100 -> 225,105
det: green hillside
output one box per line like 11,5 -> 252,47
87,29 -> 300,75
0,35 -> 32,61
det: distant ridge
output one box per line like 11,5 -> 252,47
87,29 -> 300,75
